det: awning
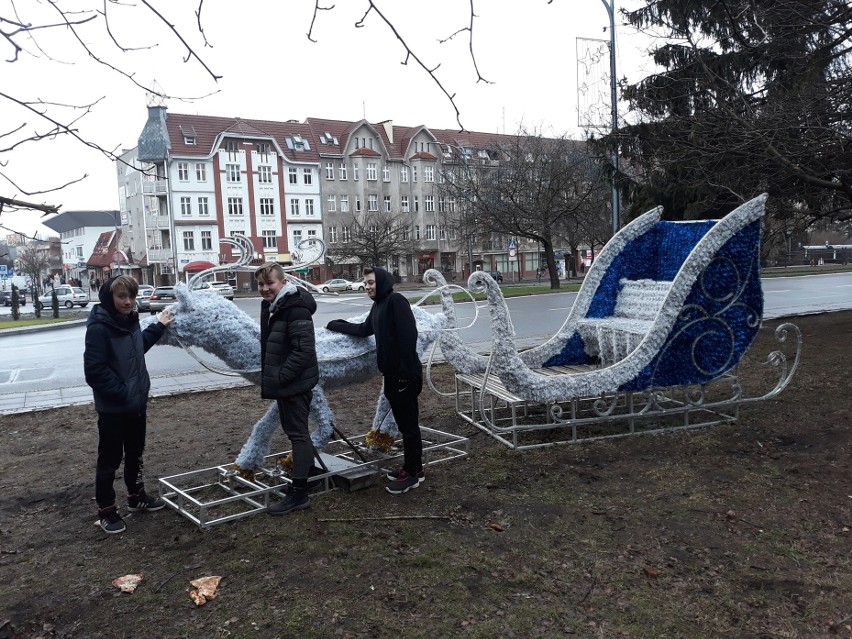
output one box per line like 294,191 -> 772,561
183,260 -> 216,272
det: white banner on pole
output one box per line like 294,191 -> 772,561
576,37 -> 611,130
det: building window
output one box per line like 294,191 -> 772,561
307,229 -> 317,241
353,162 -> 359,181
327,195 -> 336,212
448,197 -> 456,213
368,194 -> 378,211
292,229 -> 302,244
201,230 -> 212,250
382,164 -> 390,181
401,195 -> 410,213
305,199 -> 315,215
259,198 -> 275,216
424,165 -> 434,182
366,162 -> 377,181
400,165 -> 409,182
329,227 -> 338,243
303,168 -> 312,185
195,163 -> 206,181
384,195 -> 392,212
184,135 -> 196,145
439,227 -> 446,240
438,197 -> 445,213
180,196 -> 191,216
290,198 -> 300,216
262,230 -> 276,249
342,226 -> 351,242
414,196 -> 420,212
258,165 -> 272,183
288,167 -> 298,184
415,225 -> 421,240
177,162 -> 189,181
426,224 -> 436,240
226,164 -> 241,182
425,195 -> 434,212
403,227 -> 410,241
340,195 -> 349,213
224,140 -> 238,153
412,165 -> 418,182
325,162 -> 334,180
227,197 -> 244,215
355,196 -> 361,212
182,231 -> 195,251
339,163 -> 347,180
198,197 -> 209,216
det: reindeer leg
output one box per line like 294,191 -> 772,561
234,401 -> 280,471
309,385 -> 335,451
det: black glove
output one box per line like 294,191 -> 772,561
326,319 -> 348,331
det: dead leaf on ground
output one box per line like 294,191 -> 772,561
111,574 -> 143,593
489,522 -> 504,532
643,566 -> 661,578
189,575 -> 222,606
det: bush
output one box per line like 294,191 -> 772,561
10,284 -> 20,321
51,289 -> 59,318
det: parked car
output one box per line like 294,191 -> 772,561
36,286 -> 89,309
320,278 -> 354,293
489,270 -> 504,283
347,280 -> 366,292
135,285 -> 155,312
191,281 -> 234,300
0,289 -> 26,306
148,286 -> 177,312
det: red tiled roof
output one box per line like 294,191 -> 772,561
350,147 -> 381,157
86,230 -> 119,267
410,151 -> 437,160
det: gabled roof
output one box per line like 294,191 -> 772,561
86,230 -> 120,267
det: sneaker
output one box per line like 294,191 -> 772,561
127,492 -> 165,512
99,508 -> 126,534
385,467 -> 425,484
386,470 -> 423,495
268,489 -> 310,516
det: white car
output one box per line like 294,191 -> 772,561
36,286 -> 90,309
191,281 -> 234,300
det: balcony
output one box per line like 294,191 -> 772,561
142,180 -> 168,195
145,213 -> 171,229
146,248 -> 171,262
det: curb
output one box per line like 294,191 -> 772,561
0,318 -> 88,337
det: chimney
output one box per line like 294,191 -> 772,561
379,120 -> 393,144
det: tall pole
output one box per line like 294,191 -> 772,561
601,0 -> 619,236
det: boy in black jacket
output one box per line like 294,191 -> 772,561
256,262 -> 320,515
84,276 -> 174,534
326,266 -> 424,494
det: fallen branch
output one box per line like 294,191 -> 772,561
317,515 -> 450,522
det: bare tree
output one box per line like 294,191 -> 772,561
331,210 -> 412,269
15,245 -> 49,294
440,130 -> 610,288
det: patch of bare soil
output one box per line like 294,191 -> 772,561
1,313 -> 850,639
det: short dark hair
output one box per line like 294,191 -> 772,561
110,275 -> 139,296
363,267 -> 375,277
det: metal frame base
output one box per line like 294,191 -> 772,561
157,427 -> 469,528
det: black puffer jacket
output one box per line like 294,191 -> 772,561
260,285 -> 319,399
326,267 -> 421,380
84,278 -> 166,413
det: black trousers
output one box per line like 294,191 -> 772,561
95,411 -> 146,510
277,392 -> 314,483
383,376 -> 423,474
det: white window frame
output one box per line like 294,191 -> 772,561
425,195 -> 434,212
180,196 -> 191,216
227,164 -> 241,182
327,195 -> 336,212
259,198 -> 275,216
401,195 -> 410,213
227,197 -> 244,215
368,194 -> 378,211
178,162 -> 189,181
200,230 -> 212,250
325,162 -> 334,180
384,195 -> 392,212
366,162 -> 377,181
303,168 -> 312,185
305,199 -> 315,216
290,198 -> 300,216
340,195 -> 349,212
400,165 -> 409,182
382,165 -> 390,181
339,163 -> 347,180
182,230 -> 195,250
198,196 -> 209,216
426,224 -> 436,240
195,163 -> 206,181
353,162 -> 359,181
289,167 -> 298,184
258,165 -> 272,184
262,230 -> 276,249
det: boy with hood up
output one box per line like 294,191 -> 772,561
326,267 -> 425,494
84,276 -> 175,534
255,262 -> 320,515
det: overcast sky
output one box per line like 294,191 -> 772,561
1,0 -> 656,240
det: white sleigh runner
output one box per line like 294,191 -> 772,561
449,193 -> 803,449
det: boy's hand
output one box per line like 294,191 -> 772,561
157,310 -> 175,327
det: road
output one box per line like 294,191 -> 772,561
1,272 -> 850,402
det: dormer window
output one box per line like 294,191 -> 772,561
285,135 -> 311,151
184,135 -> 196,145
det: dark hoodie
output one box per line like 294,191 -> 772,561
326,267 -> 421,380
260,285 -> 319,399
83,277 -> 166,413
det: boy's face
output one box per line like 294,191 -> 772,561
364,273 -> 377,300
112,286 -> 136,315
257,272 -> 285,302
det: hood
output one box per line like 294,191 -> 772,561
372,267 -> 394,302
269,284 -> 317,316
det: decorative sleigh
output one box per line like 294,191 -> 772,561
450,193 -> 803,450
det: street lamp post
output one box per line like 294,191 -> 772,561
600,0 -> 620,236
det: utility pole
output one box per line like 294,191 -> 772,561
601,0 -> 620,236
